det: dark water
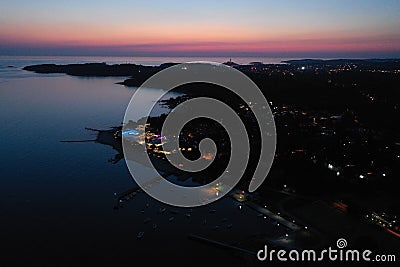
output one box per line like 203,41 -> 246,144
0,57 -> 285,266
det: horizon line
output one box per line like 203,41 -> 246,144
2,55 -> 400,60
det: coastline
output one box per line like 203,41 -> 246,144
22,58 -> 400,88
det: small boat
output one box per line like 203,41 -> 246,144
170,210 -> 178,214
137,231 -> 144,239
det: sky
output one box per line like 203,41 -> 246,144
1,0 -> 400,57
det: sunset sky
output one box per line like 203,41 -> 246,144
1,0 -> 400,57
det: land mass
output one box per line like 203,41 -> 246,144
26,58 -> 400,251
23,58 -> 400,87
23,62 -> 178,86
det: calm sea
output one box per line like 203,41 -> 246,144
0,56 -> 287,266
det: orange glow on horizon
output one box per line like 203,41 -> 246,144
1,1 -> 400,56
1,20 -> 400,54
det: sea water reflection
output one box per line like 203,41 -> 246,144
0,61 -> 297,266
